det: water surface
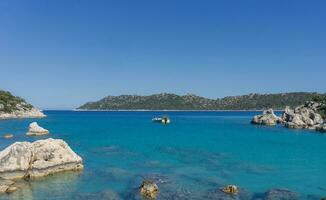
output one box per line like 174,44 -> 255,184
0,111 -> 325,199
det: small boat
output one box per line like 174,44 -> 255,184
152,116 -> 170,124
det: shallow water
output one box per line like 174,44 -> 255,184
0,111 -> 325,199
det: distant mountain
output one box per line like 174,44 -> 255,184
78,92 -> 325,110
0,90 -> 45,119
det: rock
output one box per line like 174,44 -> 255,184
5,186 -> 17,193
140,179 -> 159,199
251,109 -> 282,125
0,138 -> 83,179
3,134 -> 13,139
0,178 -> 15,194
264,188 -> 299,200
221,185 -> 239,194
284,115 -> 306,129
282,102 -> 324,130
316,123 -> 326,133
26,122 -> 49,136
0,107 -> 46,120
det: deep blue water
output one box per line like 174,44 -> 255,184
0,111 -> 325,199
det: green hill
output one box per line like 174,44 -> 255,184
78,92 -> 325,110
0,90 -> 33,113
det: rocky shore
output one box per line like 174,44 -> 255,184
0,138 -> 83,194
251,109 -> 282,125
0,107 -> 46,120
252,101 -> 326,133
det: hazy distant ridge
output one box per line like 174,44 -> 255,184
78,92 -> 325,110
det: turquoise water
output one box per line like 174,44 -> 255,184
0,111 -> 325,199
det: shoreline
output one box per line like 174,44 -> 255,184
71,109 -> 284,112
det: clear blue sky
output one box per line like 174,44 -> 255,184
0,0 -> 325,109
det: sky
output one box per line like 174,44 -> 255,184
0,0 -> 325,109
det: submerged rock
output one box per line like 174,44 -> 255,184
251,109 -> 282,125
125,173 -> 197,200
264,188 -> 299,200
3,133 -> 13,139
140,179 -> 159,199
26,122 -> 49,136
206,187 -> 253,200
221,185 -> 238,195
73,189 -> 122,200
0,138 -> 83,179
0,178 -> 16,194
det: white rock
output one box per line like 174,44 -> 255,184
0,138 -> 83,179
282,102 -> 324,130
251,109 -> 282,125
0,107 -> 46,120
26,122 -> 49,136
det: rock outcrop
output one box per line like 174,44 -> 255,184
316,123 -> 326,133
26,122 -> 49,136
251,109 -> 282,125
282,101 -> 324,130
0,107 -> 46,120
251,100 -> 326,133
0,138 -> 83,180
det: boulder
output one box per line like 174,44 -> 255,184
26,122 -> 49,136
264,188 -> 299,200
221,185 -> 239,195
251,109 -> 282,125
284,114 -> 306,129
0,138 -> 83,180
139,179 -> 159,199
282,103 -> 324,130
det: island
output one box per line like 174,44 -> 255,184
0,90 -> 45,119
78,92 -> 324,111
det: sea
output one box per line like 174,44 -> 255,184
0,111 -> 325,199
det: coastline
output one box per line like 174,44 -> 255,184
0,108 -> 46,120
73,109 -> 284,112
